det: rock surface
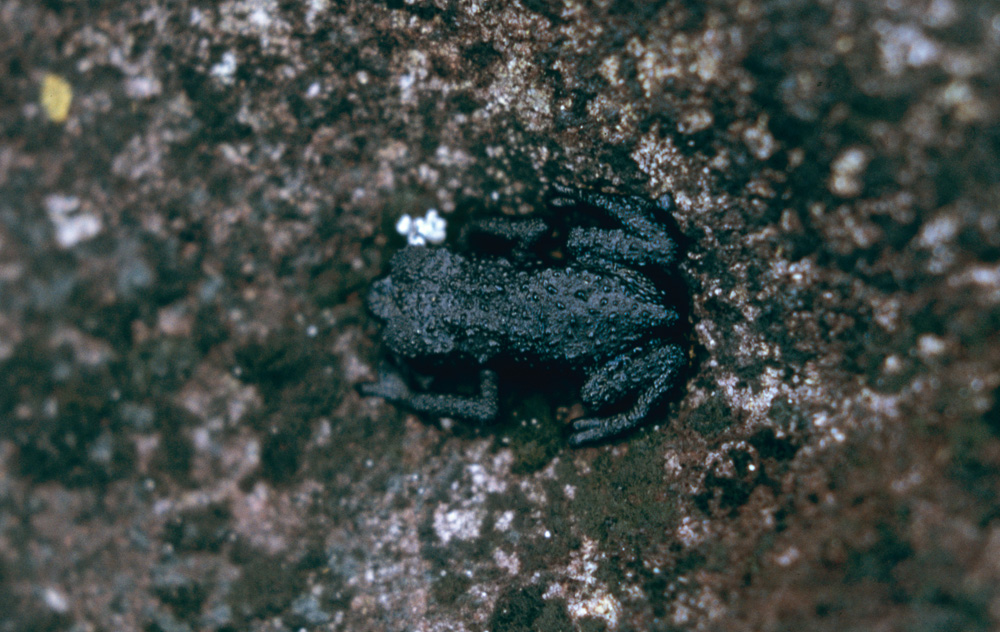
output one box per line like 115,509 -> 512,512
1,0 -> 999,630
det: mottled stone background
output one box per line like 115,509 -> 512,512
1,0 -> 999,630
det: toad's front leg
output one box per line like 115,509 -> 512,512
571,343 -> 686,446
460,217 -> 549,259
358,368 -> 499,423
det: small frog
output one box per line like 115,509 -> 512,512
357,185 -> 687,446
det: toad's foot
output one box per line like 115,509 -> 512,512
358,369 -> 499,423
570,343 -> 685,446
357,369 -> 412,401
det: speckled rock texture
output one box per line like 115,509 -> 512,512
1,1 -> 999,630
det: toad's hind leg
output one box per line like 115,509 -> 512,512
550,183 -> 678,269
571,343 -> 686,446
358,368 -> 499,423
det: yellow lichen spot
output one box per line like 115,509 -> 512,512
40,73 -> 73,123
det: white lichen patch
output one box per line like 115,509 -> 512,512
875,21 -> 940,75
396,209 -> 447,246
917,334 -> 947,359
210,51 -> 238,85
493,510 -> 515,532
124,74 -> 162,99
940,80 -> 986,123
694,319 -> 720,352
829,147 -> 869,197
180,365 -> 259,423
215,0 -> 293,50
556,538 -> 624,629
715,365 -> 786,422
917,212 -> 962,274
485,53 -> 552,132
42,587 -> 69,613
45,194 -> 102,248
429,447 -> 512,546
857,387 -> 902,422
950,263 -> 1000,305
398,50 -> 430,105
466,453 -> 511,495
432,505 -> 484,545
872,295 -> 902,332
631,132 -> 685,192
669,584 -> 727,626
676,516 -> 711,548
678,108 -> 714,134
767,256 -> 819,288
774,545 -> 801,567
568,591 -> 622,628
742,115 -> 777,160
304,0 -> 328,29
587,93 -> 641,144
493,548 -> 520,575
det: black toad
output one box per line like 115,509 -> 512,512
358,185 -> 687,445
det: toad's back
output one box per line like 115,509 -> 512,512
442,253 -> 677,365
